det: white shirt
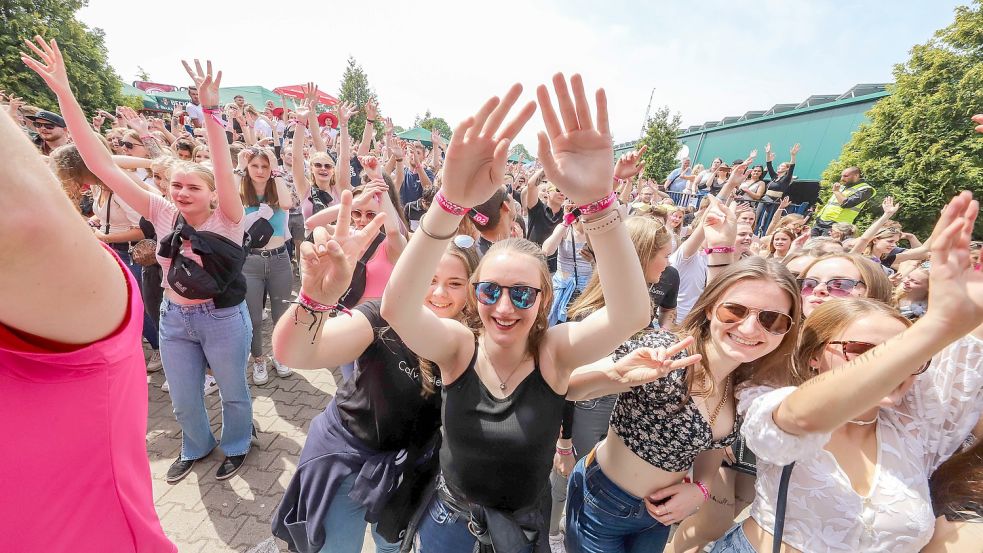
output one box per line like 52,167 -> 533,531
254,118 -> 273,139
184,102 -> 204,125
738,334 -> 983,553
668,247 -> 707,324
92,186 -> 142,234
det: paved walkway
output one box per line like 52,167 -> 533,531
146,305 -> 374,552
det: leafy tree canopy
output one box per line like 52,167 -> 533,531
414,109 -> 452,138
638,105 -> 682,182
338,56 -> 379,140
820,1 -> 983,238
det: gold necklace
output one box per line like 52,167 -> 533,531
480,339 -> 527,391
705,374 -> 732,428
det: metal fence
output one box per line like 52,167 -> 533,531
663,191 -> 810,236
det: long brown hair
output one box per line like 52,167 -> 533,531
469,238 -> 553,359
568,216 -> 669,321
679,257 -> 801,398
758,297 -> 911,388
416,243 -> 480,397
239,147 -> 279,207
930,439 -> 983,519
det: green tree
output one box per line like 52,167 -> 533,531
638,105 -> 682,181
0,0 -> 123,115
820,2 -> 983,238
337,56 -> 379,140
509,143 -> 533,161
136,66 -> 150,81
414,110 -> 452,139
392,124 -> 406,135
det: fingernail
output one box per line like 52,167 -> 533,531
317,244 -> 326,253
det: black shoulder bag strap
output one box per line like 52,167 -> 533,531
103,191 -> 113,234
772,462 -> 795,553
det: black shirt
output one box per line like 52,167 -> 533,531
526,201 -> 563,271
765,161 -> 796,195
335,300 -> 442,451
403,198 -> 427,224
648,266 -> 680,315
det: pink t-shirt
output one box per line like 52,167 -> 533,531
0,244 -> 175,553
148,195 -> 244,293
360,236 -> 394,302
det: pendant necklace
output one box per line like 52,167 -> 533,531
481,339 -> 527,391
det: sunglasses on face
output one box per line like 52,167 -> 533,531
312,162 -> 334,169
34,122 -> 57,130
714,302 -> 793,335
827,340 -> 930,375
798,277 -> 864,298
473,281 -> 542,310
351,209 -> 377,221
121,141 -> 139,150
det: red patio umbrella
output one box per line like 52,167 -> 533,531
273,85 -> 339,106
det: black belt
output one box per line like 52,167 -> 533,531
110,241 -> 137,252
249,245 -> 287,257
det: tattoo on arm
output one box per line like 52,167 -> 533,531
141,136 -> 163,159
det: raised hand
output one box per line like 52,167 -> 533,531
302,82 -> 318,104
358,155 -> 384,180
765,142 -> 775,162
923,191 -> 982,334
364,99 -> 379,121
383,116 -> 394,134
614,144 -> 648,180
20,36 -> 72,96
118,106 -> 150,135
536,73 -> 614,205
92,114 -> 105,129
973,114 -> 983,133
778,196 -> 792,211
181,59 -> 222,107
441,83 -> 536,207
301,190 -> 387,304
790,143 -> 801,156
703,195 -> 737,247
881,196 -> 899,218
337,101 -> 357,126
604,336 -> 701,387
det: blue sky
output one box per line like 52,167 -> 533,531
79,0 -> 967,148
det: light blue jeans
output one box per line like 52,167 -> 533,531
321,473 -> 400,553
708,524 -> 757,552
159,298 -> 253,460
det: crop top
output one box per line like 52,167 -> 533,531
608,329 -> 740,472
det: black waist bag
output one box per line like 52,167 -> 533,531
158,214 -> 247,308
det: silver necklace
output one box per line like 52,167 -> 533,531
480,339 -> 527,391
849,413 -> 878,426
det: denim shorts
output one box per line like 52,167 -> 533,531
709,524 -> 757,553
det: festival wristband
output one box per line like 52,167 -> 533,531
435,191 -> 489,226
693,480 -> 711,502
556,447 -> 573,456
202,108 -> 225,127
572,191 -> 618,220
295,290 -> 351,316
704,246 -> 735,255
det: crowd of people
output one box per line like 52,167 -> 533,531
2,34 -> 981,553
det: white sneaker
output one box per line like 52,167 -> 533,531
161,379 -> 170,393
203,374 -> 219,396
548,533 -> 565,553
146,350 -> 163,373
252,359 -> 269,385
270,356 -> 293,378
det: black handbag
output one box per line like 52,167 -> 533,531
772,463 -> 795,553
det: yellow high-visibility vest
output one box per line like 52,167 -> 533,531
817,183 -> 874,224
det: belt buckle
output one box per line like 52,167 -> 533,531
260,249 -> 273,257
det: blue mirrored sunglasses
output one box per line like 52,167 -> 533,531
473,281 -> 541,310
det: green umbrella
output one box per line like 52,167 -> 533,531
397,127 -> 449,147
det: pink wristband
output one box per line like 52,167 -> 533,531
704,246 -> 735,255
435,191 -> 489,226
296,291 -> 351,316
556,448 -> 573,456
693,480 -> 710,502
572,191 -> 617,219
202,108 -> 225,127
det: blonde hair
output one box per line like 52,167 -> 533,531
799,253 -> 893,305
568,217 -> 670,321
863,227 -> 902,258
781,298 -> 910,387
51,140 -> 113,213
171,160 -> 218,209
470,238 -> 553,358
678,257 -> 802,398
767,227 -> 797,258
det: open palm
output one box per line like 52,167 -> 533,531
537,73 -> 614,206
925,192 -> 982,333
441,83 -> 537,207
21,36 -> 71,97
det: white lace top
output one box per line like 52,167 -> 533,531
739,333 -> 983,553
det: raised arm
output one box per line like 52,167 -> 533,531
291,131 -> 310,200
381,83 -> 537,377
357,99 -> 378,157
336,102 -> 356,193
522,166 -> 545,209
536,74 -> 651,372
715,158 -> 751,203
567,337 -> 701,400
272,190 -> 386,368
542,217 -> 571,256
775,192 -> 982,435
182,59 -> 243,223
22,36 -> 155,218
849,196 -> 899,254
763,195 -> 792,237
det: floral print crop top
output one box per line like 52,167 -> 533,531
608,330 -> 741,472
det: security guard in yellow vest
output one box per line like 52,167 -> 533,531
811,166 -> 875,237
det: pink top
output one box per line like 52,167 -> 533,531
360,236 -> 394,302
148,195 -> 244,293
0,244 -> 176,553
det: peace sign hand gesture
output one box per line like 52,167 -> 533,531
21,36 -> 71,97
300,190 -> 388,305
440,83 -> 537,207
181,59 -> 222,107
605,336 -> 702,388
537,73 -> 614,206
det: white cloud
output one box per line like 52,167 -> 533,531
77,0 -> 961,150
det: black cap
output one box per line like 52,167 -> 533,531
27,110 -> 66,128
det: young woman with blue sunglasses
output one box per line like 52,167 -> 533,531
381,73 -> 651,552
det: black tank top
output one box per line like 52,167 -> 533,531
335,301 -> 442,451
440,344 -> 566,511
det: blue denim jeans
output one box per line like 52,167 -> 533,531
159,298 -> 253,460
115,246 -> 159,349
565,455 -> 670,553
243,250 -> 293,358
319,473 -> 400,553
417,495 -> 536,553
708,524 -> 756,552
